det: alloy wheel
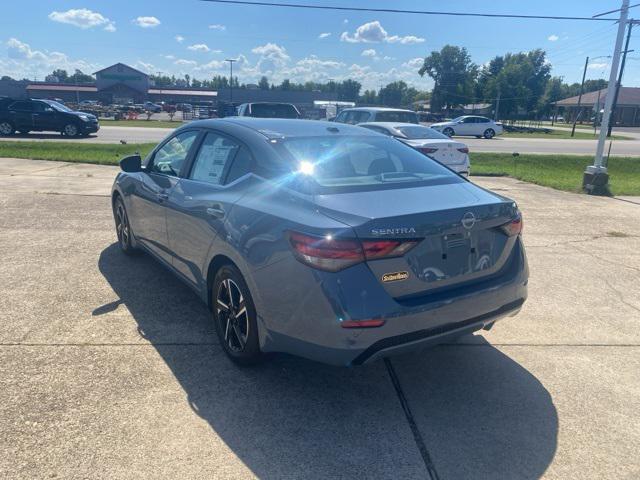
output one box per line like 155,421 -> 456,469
443,127 -> 454,137
64,124 -> 78,137
115,202 -> 130,248
216,278 -> 249,352
0,122 -> 13,135
484,128 -> 495,139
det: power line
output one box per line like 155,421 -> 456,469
200,0 -> 619,22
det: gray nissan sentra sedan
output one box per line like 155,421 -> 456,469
111,118 -> 528,366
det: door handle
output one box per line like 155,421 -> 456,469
206,205 -> 225,218
157,192 -> 169,202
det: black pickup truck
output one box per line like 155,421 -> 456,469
0,98 -> 99,137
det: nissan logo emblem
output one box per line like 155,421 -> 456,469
461,212 -> 476,229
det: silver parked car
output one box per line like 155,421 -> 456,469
359,122 -> 471,176
431,116 -> 503,139
333,107 -> 419,125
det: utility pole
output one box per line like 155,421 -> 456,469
571,56 -> 589,137
494,88 -> 501,121
585,0 -> 629,195
607,19 -> 636,137
225,58 -> 237,105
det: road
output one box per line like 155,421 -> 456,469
2,125 -> 640,156
1,157 -> 639,479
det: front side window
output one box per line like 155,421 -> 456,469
150,130 -> 198,176
276,135 -> 462,192
189,132 -> 240,185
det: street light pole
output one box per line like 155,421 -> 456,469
585,0 -> 629,195
225,58 -> 237,105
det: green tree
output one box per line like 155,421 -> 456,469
379,81 -> 410,107
67,69 -> 94,84
360,89 -> 378,104
419,45 -> 478,112
336,79 -> 361,102
258,76 -> 270,90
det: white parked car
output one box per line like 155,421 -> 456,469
359,122 -> 471,176
430,115 -> 503,139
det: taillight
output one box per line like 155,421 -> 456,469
501,215 -> 523,236
418,147 -> 438,155
288,232 -> 418,272
457,147 -> 469,154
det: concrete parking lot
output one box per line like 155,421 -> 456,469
1,158 -> 639,479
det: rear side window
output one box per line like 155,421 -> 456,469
249,104 -> 299,119
375,111 -> 419,124
190,132 -> 240,185
10,101 -> 33,111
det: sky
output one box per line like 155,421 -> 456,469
1,0 -> 639,91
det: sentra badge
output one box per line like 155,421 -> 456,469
382,271 -> 409,283
371,227 -> 416,236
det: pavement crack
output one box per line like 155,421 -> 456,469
603,279 -> 640,314
385,358 -> 440,480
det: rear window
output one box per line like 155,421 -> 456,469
250,103 -> 299,119
375,111 -> 419,124
396,126 -> 449,140
276,135 -> 462,193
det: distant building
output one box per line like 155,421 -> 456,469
554,87 -> 640,127
0,62 -> 338,111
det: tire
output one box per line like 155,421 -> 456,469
212,264 -> 262,365
62,123 -> 80,137
113,197 -> 138,255
443,127 -> 454,137
0,121 -> 15,136
483,128 -> 495,139
475,135 -> 482,139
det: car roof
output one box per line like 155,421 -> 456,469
359,122 -> 427,129
182,117 -> 380,139
341,107 -> 416,113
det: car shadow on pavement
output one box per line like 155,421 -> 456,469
98,243 -> 558,479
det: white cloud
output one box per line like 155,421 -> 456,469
187,43 -> 210,52
3,38 -> 100,79
402,57 -> 424,69
209,24 -> 226,31
548,34 -> 559,42
164,54 -> 176,60
588,62 -> 609,70
7,38 -> 46,61
175,35 -> 185,43
195,60 -> 227,72
133,16 -> 161,28
362,49 -> 377,57
174,59 -> 198,66
318,32 -> 331,39
135,61 -> 155,72
251,43 -> 290,73
340,21 -> 424,44
48,8 -> 115,31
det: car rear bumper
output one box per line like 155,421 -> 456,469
255,238 -> 528,366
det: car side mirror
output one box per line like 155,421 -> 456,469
120,154 -> 142,173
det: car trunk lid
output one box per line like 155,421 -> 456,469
315,182 -> 519,298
